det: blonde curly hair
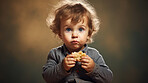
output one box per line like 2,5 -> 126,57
46,0 -> 100,43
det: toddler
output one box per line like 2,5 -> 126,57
42,0 -> 113,83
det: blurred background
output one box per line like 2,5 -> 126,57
0,0 -> 147,83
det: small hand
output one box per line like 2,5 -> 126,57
81,55 -> 95,73
63,54 -> 76,71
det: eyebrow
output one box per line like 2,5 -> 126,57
63,25 -> 69,28
80,25 -> 87,27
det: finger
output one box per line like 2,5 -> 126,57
81,65 -> 87,69
67,54 -> 75,58
67,64 -> 75,68
81,55 -> 90,60
67,61 -> 76,65
67,57 -> 76,61
81,62 -> 88,66
81,56 -> 88,59
81,58 -> 89,63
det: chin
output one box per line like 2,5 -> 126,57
72,45 -> 80,49
72,45 -> 83,50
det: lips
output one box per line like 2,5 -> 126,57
71,40 -> 79,44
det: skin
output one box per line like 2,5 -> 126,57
59,16 -> 95,73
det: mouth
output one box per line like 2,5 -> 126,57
71,40 -> 79,44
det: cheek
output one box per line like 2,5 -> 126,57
85,32 -> 90,41
63,33 -> 71,40
80,33 -> 89,40
83,31 -> 89,37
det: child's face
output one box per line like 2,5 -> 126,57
59,16 -> 90,52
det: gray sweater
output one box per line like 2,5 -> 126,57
42,44 -> 113,83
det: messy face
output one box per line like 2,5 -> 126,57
59,16 -> 90,52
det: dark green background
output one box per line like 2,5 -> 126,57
0,0 -> 147,83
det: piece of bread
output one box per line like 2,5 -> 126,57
72,51 -> 86,61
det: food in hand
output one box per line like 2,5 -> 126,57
72,51 -> 86,61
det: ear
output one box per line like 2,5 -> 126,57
58,33 -> 62,39
87,35 -> 90,40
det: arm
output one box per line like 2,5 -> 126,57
42,50 -> 70,83
87,52 -> 113,83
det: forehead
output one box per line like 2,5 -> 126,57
61,16 -> 88,26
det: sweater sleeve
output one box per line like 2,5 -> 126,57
87,49 -> 113,83
42,50 -> 70,83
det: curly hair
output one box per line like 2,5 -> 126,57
46,0 -> 100,43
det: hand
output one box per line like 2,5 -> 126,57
63,54 -> 76,71
81,55 -> 95,73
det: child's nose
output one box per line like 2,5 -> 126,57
72,31 -> 78,38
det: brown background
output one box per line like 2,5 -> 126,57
0,0 -> 147,83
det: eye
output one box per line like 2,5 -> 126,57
66,28 -> 71,32
79,27 -> 84,32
